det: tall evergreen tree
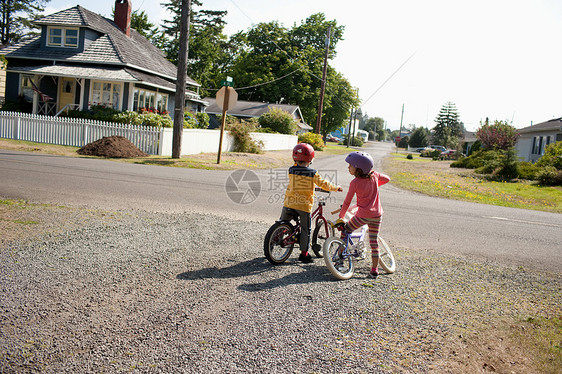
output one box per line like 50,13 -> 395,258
0,0 -> 49,45
160,0 -> 227,67
432,102 -> 464,148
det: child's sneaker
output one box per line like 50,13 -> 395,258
368,268 -> 379,279
298,252 -> 314,263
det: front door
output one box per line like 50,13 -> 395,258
58,77 -> 75,112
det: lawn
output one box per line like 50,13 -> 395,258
383,152 -> 562,213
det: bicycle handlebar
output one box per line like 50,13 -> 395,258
314,188 -> 330,193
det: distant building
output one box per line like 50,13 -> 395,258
203,98 -> 312,134
516,118 -> 562,162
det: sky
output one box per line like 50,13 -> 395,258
44,0 -> 562,132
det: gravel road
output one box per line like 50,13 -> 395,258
1,204 -> 560,373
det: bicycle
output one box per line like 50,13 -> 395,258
264,188 -> 335,264
323,206 -> 396,280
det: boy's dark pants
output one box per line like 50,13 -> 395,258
280,207 -> 311,253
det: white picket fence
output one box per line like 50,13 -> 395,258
0,111 -> 162,154
0,111 -> 298,156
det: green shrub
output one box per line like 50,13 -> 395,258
536,142 -> 562,170
342,135 -> 364,147
420,149 -> 441,158
536,166 -> 562,186
298,132 -> 324,151
493,148 -> 519,180
518,162 -> 540,180
258,107 -> 297,134
194,112 -> 210,129
406,154 -> 414,160
138,111 -> 174,128
226,120 -> 264,154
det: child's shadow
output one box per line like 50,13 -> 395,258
176,257 -> 335,291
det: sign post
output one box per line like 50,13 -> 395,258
216,77 -> 237,164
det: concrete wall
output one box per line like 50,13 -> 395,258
158,128 -> 297,156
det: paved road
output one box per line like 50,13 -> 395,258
1,144 -> 561,273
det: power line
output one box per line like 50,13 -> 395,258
359,50 -> 417,109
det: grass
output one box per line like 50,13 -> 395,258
515,316 -> 562,373
384,152 -> 562,213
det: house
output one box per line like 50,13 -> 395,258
461,131 -> 477,155
0,0 -> 203,118
203,97 -> 313,134
516,118 -> 562,163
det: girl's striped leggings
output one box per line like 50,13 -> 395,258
344,215 -> 382,259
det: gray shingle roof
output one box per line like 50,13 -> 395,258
518,118 -> 562,133
1,5 -> 199,87
204,97 -> 302,119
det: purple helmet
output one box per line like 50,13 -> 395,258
345,151 -> 374,173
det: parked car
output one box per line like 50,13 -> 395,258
439,150 -> 457,159
415,147 -> 429,152
326,134 -> 341,142
430,145 -> 447,152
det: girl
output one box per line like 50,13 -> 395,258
339,151 -> 390,278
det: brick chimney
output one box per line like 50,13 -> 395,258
114,0 -> 132,37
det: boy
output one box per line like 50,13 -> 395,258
280,143 -> 342,263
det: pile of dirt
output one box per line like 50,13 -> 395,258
77,136 -> 148,158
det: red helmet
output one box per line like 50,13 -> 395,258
292,143 -> 315,163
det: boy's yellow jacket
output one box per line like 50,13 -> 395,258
283,164 -> 339,213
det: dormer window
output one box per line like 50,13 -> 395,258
47,26 -> 79,48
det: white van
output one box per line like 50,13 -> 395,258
356,130 -> 369,142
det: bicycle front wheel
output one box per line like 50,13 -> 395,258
264,222 -> 295,264
377,236 -> 396,273
311,220 -> 333,258
323,237 -> 354,280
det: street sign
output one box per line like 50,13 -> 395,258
220,80 -> 234,87
216,86 -> 238,111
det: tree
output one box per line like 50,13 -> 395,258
409,127 -> 430,148
226,13 -> 355,134
129,10 -> 161,44
0,0 -> 49,45
432,102 -> 464,148
476,119 -> 519,150
160,0 -> 227,67
364,117 -> 385,140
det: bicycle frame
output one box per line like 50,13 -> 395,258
337,223 -> 368,260
277,191 -> 331,247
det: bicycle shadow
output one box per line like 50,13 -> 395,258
176,257 -> 270,281
176,256 -> 336,291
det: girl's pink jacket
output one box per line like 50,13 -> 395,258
339,171 -> 391,219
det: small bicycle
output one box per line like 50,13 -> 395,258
264,189 -> 334,264
323,206 -> 396,280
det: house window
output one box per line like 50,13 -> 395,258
133,87 -> 168,113
47,27 -> 79,48
91,81 -> 122,110
20,75 -> 34,102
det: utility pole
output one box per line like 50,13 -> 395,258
346,108 -> 354,148
172,0 -> 191,159
315,26 -> 331,134
399,103 -> 404,138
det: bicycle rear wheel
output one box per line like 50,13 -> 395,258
323,237 -> 354,280
311,220 -> 333,258
377,236 -> 396,273
264,222 -> 295,264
